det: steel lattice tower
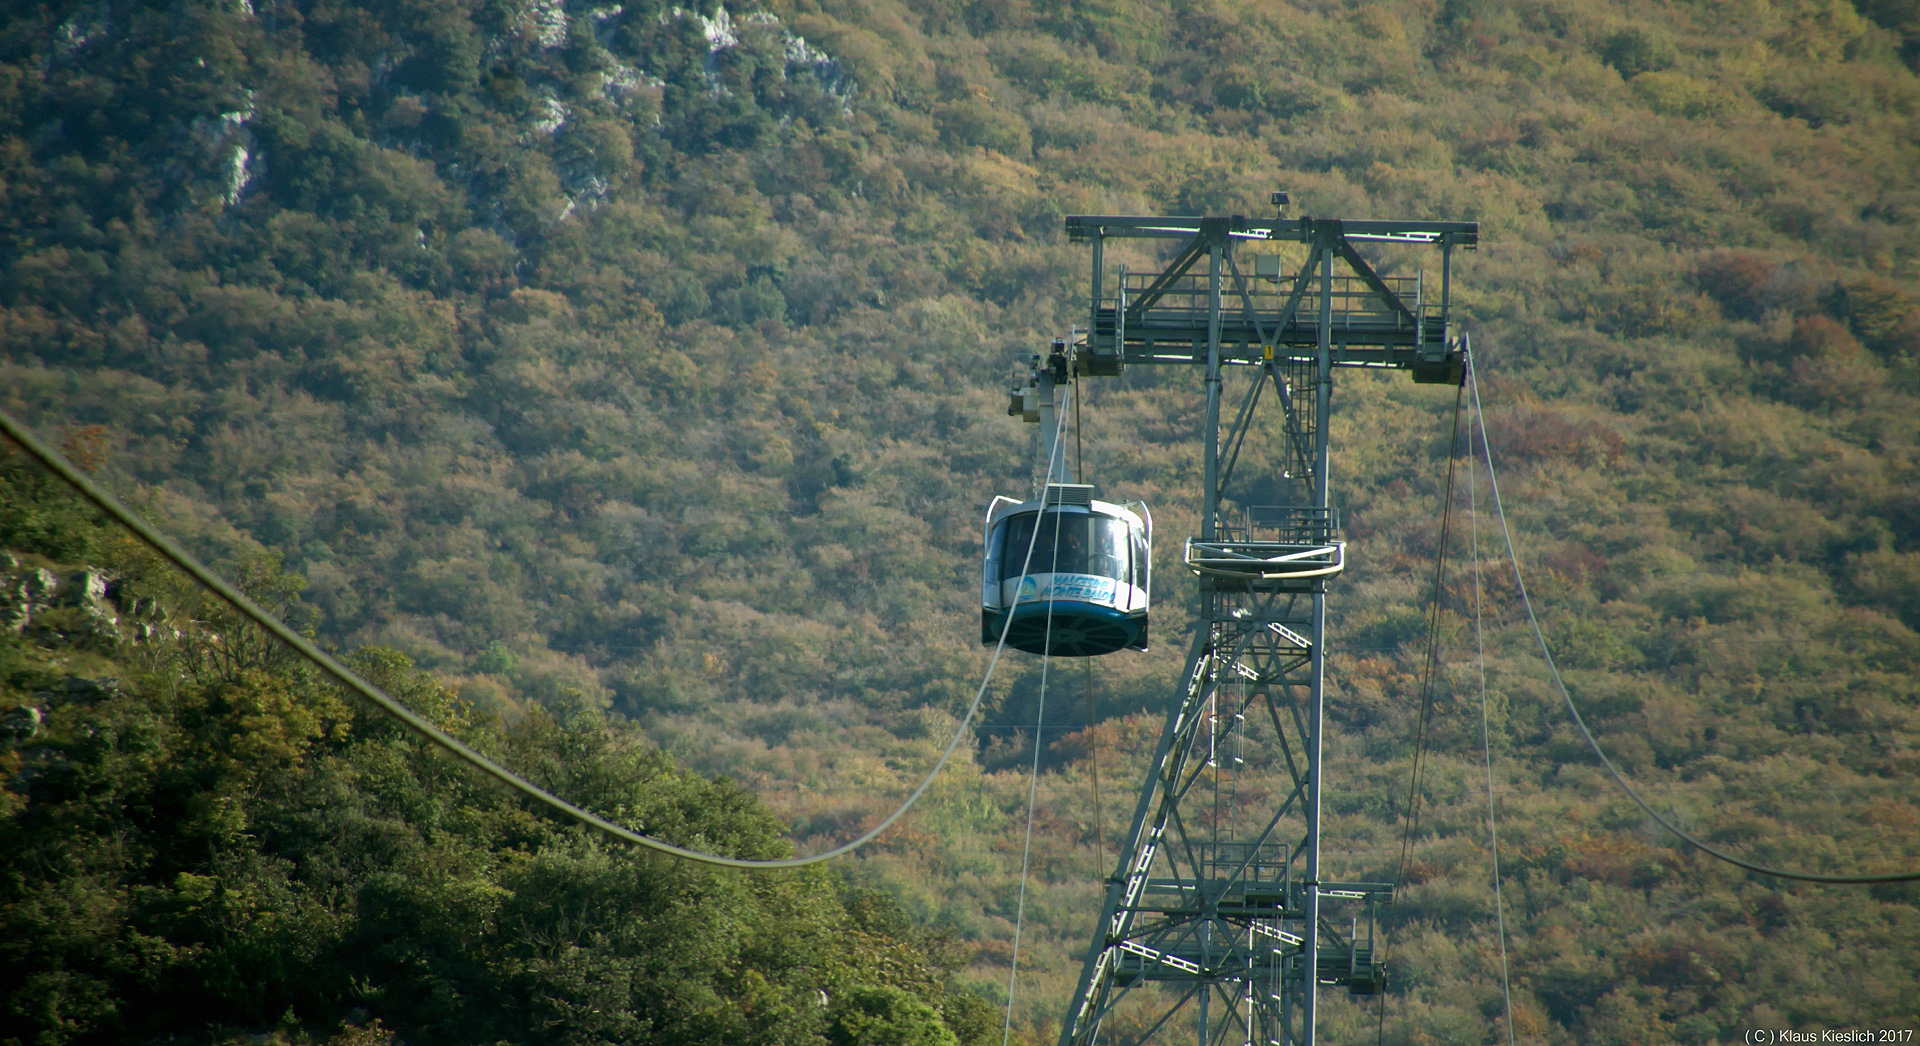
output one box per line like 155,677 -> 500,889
1055,201 -> 1476,1046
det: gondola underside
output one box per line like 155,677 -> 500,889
983,599 -> 1148,657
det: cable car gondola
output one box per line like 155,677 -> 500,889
981,483 -> 1150,657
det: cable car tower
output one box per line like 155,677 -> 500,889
1054,196 -> 1476,1046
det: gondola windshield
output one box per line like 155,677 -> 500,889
992,511 -> 1136,586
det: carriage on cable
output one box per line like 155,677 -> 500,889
981,483 -> 1151,658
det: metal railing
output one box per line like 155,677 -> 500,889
1186,506 -> 1344,582
1117,270 -> 1435,335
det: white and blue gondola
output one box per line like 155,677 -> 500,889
981,484 -> 1151,657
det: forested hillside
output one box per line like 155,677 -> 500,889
3,0 -> 1918,1042
0,458 -> 995,1045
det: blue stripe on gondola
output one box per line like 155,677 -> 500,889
1004,600 -> 1138,626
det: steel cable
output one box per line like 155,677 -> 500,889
1378,378 -> 1466,1046
1465,429 -> 1516,1046
1074,360 -> 1105,880
0,404 -> 1060,871
1003,383 -> 1079,1045
1000,534 -> 1058,1046
1391,379 -> 1467,889
1464,349 -> 1920,885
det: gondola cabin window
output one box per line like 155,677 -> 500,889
994,511 -> 1135,586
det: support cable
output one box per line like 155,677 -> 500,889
1074,368 -> 1104,873
1073,366 -> 1084,483
1001,581 -> 1056,1046
0,405 -> 1060,872
1377,378 -> 1465,1046
1465,438 -> 1516,1046
1387,384 -> 1466,898
1004,397 -> 1076,1045
1087,660 -> 1101,873
1375,977 -> 1387,1046
1463,351 -> 1920,885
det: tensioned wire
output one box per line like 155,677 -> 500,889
0,404 -> 1062,871
1004,378 -> 1079,1045
1463,350 -> 1920,885
1391,379 -> 1466,891
1465,395 -> 1517,1046
1001,512 -> 1062,1046
1075,361 -> 1105,879
1377,376 -> 1466,1046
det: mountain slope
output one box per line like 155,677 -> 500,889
3,0 -> 1919,1041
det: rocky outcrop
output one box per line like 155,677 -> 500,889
0,554 -> 165,650
31,676 -> 122,706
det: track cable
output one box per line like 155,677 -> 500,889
0,404 -> 1061,871
1003,382 -> 1082,1044
1378,378 -> 1466,1046
1001,531 -> 1059,1046
1074,369 -> 1104,879
1465,425 -> 1516,1046
1464,348 -> 1920,885
1390,379 -> 1467,889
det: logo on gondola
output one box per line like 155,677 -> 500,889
1016,574 -> 1114,602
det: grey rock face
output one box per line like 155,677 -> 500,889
0,577 -> 29,634
0,562 -> 134,647
25,568 -> 59,601
32,676 -> 122,706
63,569 -> 111,607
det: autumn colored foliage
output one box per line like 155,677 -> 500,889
3,0 -> 1918,1041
